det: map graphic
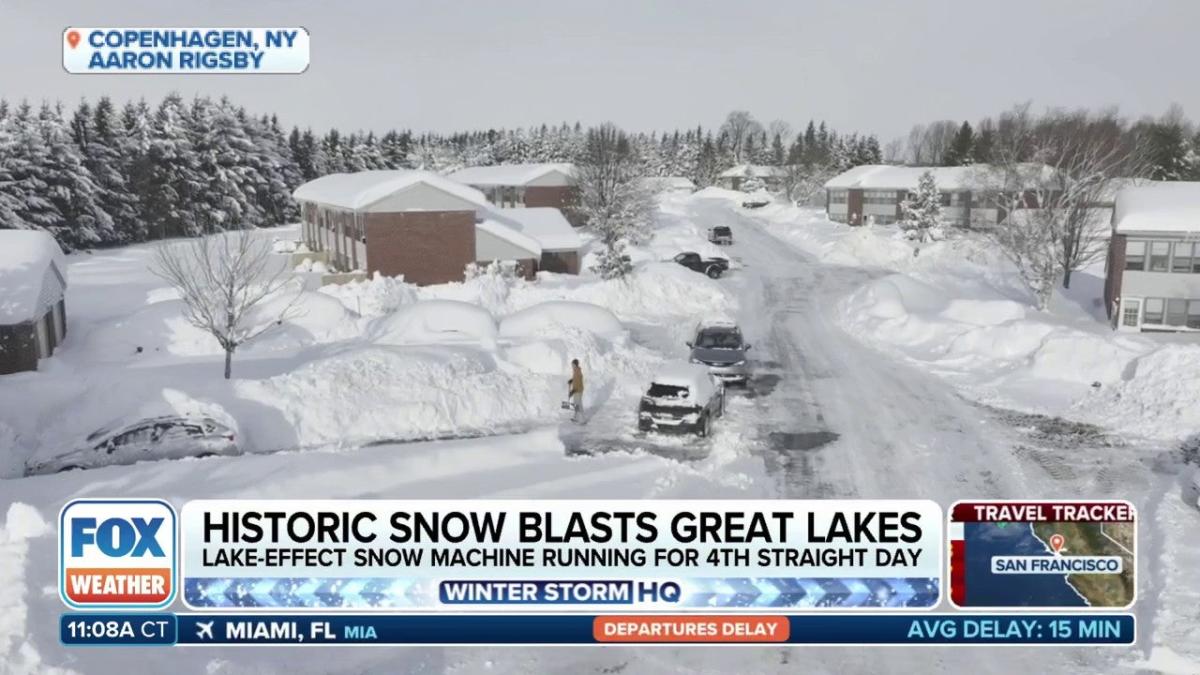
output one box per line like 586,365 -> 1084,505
949,501 -> 1135,609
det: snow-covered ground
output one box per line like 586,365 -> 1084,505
1,190 -> 1198,674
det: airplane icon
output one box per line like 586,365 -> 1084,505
196,621 -> 214,640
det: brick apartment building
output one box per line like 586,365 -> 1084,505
1104,182 -> 1200,331
446,163 -> 581,223
823,164 -> 1052,227
293,170 -> 581,285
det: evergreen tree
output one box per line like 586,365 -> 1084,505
1145,121 -> 1190,180
144,93 -> 202,238
38,102 -> 112,248
80,97 -> 141,241
943,121 -> 975,166
5,102 -> 61,236
771,133 -> 786,166
899,170 -> 944,250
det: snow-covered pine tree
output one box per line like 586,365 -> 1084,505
6,102 -> 61,236
145,93 -> 202,238
38,102 -> 113,248
189,96 -> 256,232
0,106 -> 25,229
899,170 -> 944,249
78,97 -> 141,242
740,173 -> 766,194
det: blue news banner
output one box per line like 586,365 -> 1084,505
61,613 -> 1135,646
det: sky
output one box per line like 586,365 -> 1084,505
1,0 -> 1198,143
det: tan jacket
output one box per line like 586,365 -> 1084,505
568,366 -> 584,395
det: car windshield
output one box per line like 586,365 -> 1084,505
647,383 -> 690,399
713,227 -> 731,235
695,329 -> 742,349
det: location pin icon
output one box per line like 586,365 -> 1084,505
66,30 -> 81,49
1049,533 -> 1065,554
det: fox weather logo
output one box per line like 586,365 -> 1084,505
59,499 -> 177,609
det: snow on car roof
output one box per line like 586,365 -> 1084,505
0,230 -> 66,323
491,208 -> 582,251
823,163 -> 1057,191
293,170 -> 490,211
1113,181 -> 1200,234
650,363 -> 714,391
697,318 -> 738,330
447,163 -> 576,187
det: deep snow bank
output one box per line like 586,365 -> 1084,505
369,299 -> 498,348
499,301 -> 624,340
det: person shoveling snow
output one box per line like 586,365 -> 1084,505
565,359 -> 585,423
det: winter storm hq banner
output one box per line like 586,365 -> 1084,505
176,499 -> 943,611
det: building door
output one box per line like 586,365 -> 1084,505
847,190 -> 864,226
1119,298 -> 1141,330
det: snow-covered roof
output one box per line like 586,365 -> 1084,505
641,176 -> 696,191
1113,182 -> 1200,234
447,163 -> 576,187
719,164 -> 786,179
476,218 -> 542,258
0,230 -> 67,324
823,163 -> 1055,191
650,363 -> 715,393
293,170 -> 490,211
492,208 -> 582,251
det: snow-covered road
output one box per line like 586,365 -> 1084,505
2,195 -> 1195,674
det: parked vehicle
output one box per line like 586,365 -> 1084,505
25,415 -> 239,475
708,226 -> 733,245
673,252 -> 730,279
637,364 -> 726,437
688,320 -> 752,384
741,195 -> 771,209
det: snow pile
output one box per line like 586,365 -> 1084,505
234,346 -> 549,446
499,301 -> 625,340
0,503 -> 56,675
369,300 -> 497,348
80,291 -> 358,360
319,273 -> 419,318
1080,344 -> 1200,440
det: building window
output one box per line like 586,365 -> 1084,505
971,192 -> 994,207
1122,300 -> 1140,327
1189,301 -> 1200,329
829,190 -> 848,205
1173,242 -> 1195,273
948,192 -> 967,207
1167,298 -> 1188,326
1149,242 -> 1170,272
864,190 -> 895,205
938,192 -> 952,206
1143,298 -> 1164,325
1124,241 -> 1145,271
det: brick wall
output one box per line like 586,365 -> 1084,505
1104,234 -> 1126,319
525,186 -> 583,225
364,211 -> 476,285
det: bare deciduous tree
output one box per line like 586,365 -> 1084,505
981,105 -> 1148,308
906,120 -> 960,165
781,162 -> 836,205
719,111 -> 763,164
576,123 -> 657,279
152,230 -> 299,378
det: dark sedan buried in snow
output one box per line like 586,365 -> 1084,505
25,415 -> 239,476
637,363 -> 726,437
673,252 -> 730,278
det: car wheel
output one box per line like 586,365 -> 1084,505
706,266 -> 722,279
56,464 -> 84,473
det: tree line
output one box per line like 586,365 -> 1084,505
900,103 -> 1200,180
0,94 -> 879,251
